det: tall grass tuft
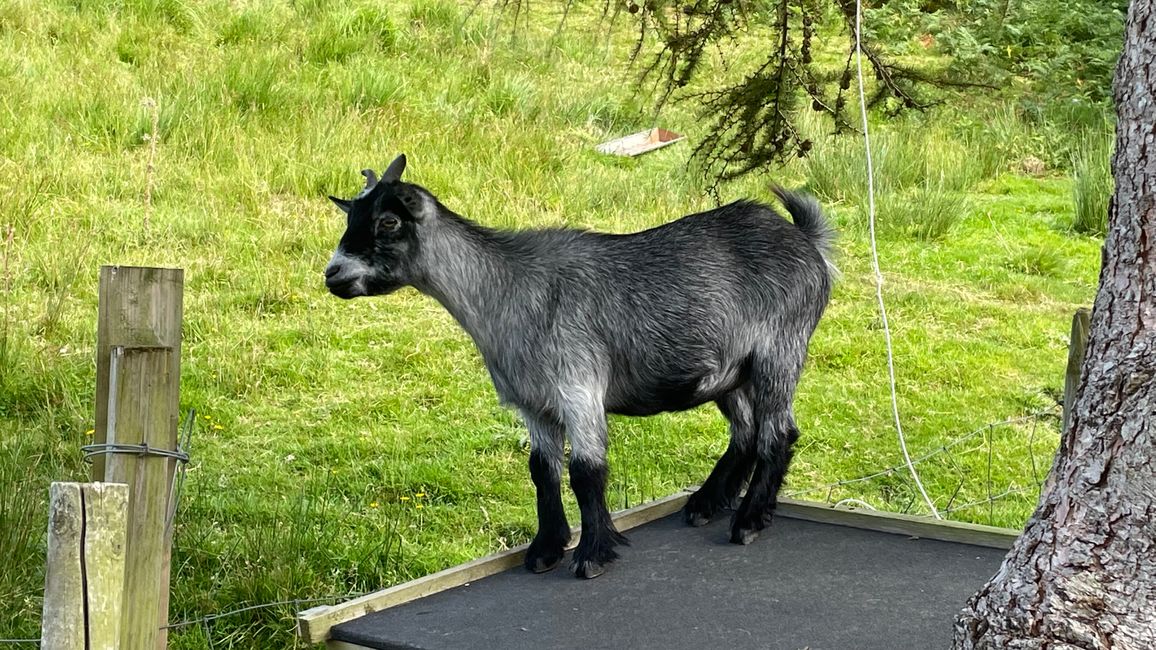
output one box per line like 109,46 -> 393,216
345,65 -> 406,110
802,133 -> 864,204
800,116 -> 977,240
868,180 -> 969,241
0,444 -> 48,640
303,6 -> 397,65
407,0 -> 462,32
221,55 -> 290,114
1070,129 -> 1114,236
802,122 -> 993,206
1005,246 -> 1067,278
484,74 -> 540,118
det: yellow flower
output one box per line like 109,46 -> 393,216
84,429 -> 95,436
213,424 -> 223,430
203,415 -> 212,420
370,502 -> 379,508
400,496 -> 410,501
415,504 -> 423,509
415,492 -> 426,498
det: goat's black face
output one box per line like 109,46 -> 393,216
325,155 -> 424,299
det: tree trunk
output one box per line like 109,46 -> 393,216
953,1 -> 1156,648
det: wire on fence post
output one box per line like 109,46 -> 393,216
167,408 -> 196,532
854,0 -> 941,520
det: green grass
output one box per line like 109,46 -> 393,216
1070,127 -> 1114,235
0,1 -> 1103,647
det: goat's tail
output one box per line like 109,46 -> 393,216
772,186 -> 839,279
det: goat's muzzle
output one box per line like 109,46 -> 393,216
324,256 -> 368,299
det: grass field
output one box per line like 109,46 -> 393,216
0,0 -> 1109,647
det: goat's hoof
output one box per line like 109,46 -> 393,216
683,493 -> 722,527
729,512 -> 770,545
525,528 -> 569,574
683,508 -> 712,527
568,532 -> 623,579
571,559 -> 606,579
526,553 -> 563,573
524,537 -> 568,574
730,526 -> 760,545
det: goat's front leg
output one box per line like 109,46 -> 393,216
565,407 -> 628,579
522,412 -> 570,573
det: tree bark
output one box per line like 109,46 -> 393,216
953,1 -> 1156,648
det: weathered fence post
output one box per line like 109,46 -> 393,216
41,482 -> 129,650
1062,308 -> 1091,435
93,266 -> 183,650
104,346 -> 177,650
94,266 -> 182,483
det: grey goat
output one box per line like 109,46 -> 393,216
324,154 -> 835,579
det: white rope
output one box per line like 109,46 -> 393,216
853,0 -> 941,519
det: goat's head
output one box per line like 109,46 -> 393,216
324,154 -> 436,299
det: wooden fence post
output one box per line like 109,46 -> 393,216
94,265 -> 183,650
1062,308 -> 1092,435
93,266 -> 182,484
104,346 -> 178,650
41,482 -> 129,650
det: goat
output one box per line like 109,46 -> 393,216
324,154 -> 835,579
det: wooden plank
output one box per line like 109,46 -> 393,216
1062,307 -> 1092,434
105,347 -> 177,650
297,491 -> 693,644
777,498 -> 1020,549
595,127 -> 686,156
93,266 -> 182,484
85,482 -> 129,650
327,641 -> 376,650
42,483 -> 84,650
41,483 -> 129,650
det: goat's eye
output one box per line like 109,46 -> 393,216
376,215 -> 401,236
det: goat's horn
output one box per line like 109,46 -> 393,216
361,168 -> 378,189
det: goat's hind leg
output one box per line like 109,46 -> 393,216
684,387 -> 756,527
522,412 -> 571,573
730,409 -> 799,545
730,357 -> 803,545
565,405 -> 628,579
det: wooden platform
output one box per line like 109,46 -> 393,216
299,494 -> 1018,649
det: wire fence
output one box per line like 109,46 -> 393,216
163,593 -> 370,650
784,410 -> 1057,519
0,593 -> 371,648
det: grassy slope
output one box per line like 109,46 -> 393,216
0,0 -> 1102,646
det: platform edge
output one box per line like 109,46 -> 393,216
777,498 -> 1021,549
297,490 -> 692,644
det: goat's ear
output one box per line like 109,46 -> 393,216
382,154 -> 407,183
329,196 -> 352,214
395,186 -> 436,222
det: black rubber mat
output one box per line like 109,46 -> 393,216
331,512 -> 1006,650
